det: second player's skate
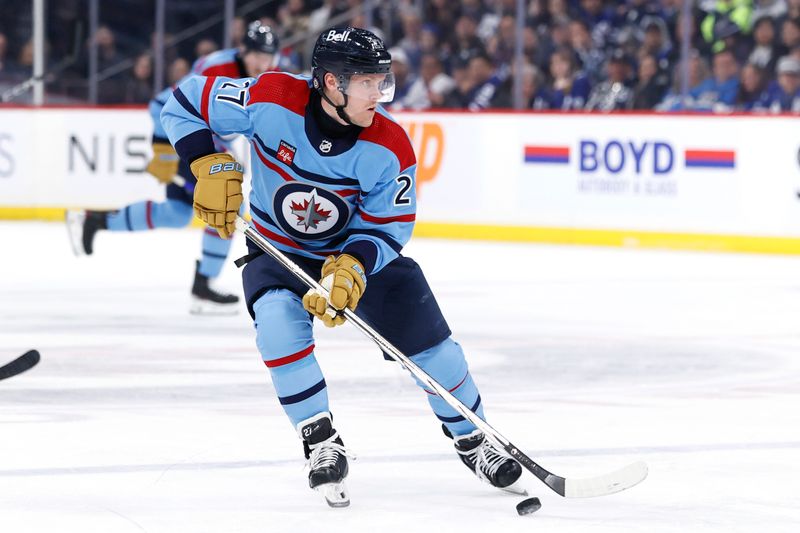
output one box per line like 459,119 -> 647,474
452,428 -> 527,495
190,261 -> 239,315
298,412 -> 352,508
66,210 -> 108,256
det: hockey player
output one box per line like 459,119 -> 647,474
160,27 -> 523,506
67,21 -> 280,314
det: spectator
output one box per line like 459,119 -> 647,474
548,16 -> 572,50
789,0 -> 800,18
780,17 -> 800,52
491,62 -> 550,109
487,15 -> 518,68
761,54 -> 800,111
399,53 -> 455,110
388,46 -> 414,103
277,0 -> 309,37
569,19 -> 605,82
465,52 -> 507,110
586,49 -> 634,111
442,58 -> 474,108
450,13 -> 486,68
230,17 -> 246,48
700,1 -> 754,54
398,9 -> 424,71
194,39 -> 218,62
748,16 -> 780,75
631,53 -> 670,109
124,53 -> 152,103
577,0 -> 618,50
640,16 -> 673,71
736,62 -> 769,109
691,48 -> 741,110
657,51 -> 712,110
546,47 -> 591,109
0,32 -> 10,74
167,57 -> 190,86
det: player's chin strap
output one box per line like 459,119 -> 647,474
319,89 -> 356,126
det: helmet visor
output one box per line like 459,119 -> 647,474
341,72 -> 396,103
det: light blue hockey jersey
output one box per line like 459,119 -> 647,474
161,71 -> 418,274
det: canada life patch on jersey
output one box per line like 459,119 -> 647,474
272,182 -> 350,241
277,140 -> 297,165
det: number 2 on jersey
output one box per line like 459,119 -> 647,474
393,175 -> 412,206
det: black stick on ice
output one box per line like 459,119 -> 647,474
0,350 -> 41,381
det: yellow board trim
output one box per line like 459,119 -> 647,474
4,207 -> 800,255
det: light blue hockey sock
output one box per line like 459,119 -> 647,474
410,338 -> 486,437
253,289 -> 328,428
106,198 -> 193,232
198,227 -> 233,278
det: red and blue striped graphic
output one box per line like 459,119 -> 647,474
684,149 -> 735,169
524,145 -> 570,164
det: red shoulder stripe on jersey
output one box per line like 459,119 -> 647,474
200,63 -> 241,78
200,77 -> 216,125
252,140 -> 295,182
358,211 -> 416,224
248,73 -> 309,116
335,189 -> 359,197
358,113 -> 416,171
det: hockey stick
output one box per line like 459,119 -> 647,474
0,350 -> 41,381
235,217 -> 648,498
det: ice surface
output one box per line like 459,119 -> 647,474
1,222 -> 799,532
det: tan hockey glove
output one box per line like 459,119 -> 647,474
302,254 -> 367,327
190,153 -> 243,239
145,142 -> 180,184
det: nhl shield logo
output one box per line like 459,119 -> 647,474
319,139 -> 332,153
272,182 -> 350,241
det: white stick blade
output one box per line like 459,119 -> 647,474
564,461 -> 648,498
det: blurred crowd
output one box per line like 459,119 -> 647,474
2,0 -> 800,113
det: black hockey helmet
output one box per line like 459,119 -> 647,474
312,27 -> 393,97
242,20 -> 279,55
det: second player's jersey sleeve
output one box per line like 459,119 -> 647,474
342,157 -> 417,275
161,75 -> 258,162
149,86 -> 175,142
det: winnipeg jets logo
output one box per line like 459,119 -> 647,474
273,182 -> 350,241
290,191 -> 331,230
319,139 -> 332,153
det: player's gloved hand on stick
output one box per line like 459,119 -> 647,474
302,254 -> 367,327
145,142 -> 180,184
190,153 -> 243,238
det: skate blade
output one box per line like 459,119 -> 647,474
65,210 -> 87,257
314,481 -> 350,508
499,479 -> 528,496
189,297 -> 239,316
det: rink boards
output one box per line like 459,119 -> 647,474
2,107 -> 800,254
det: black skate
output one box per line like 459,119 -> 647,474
190,261 -> 239,315
65,210 -> 108,256
451,428 -> 526,495
297,412 -> 352,508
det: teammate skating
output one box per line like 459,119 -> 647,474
67,21 -> 281,314
161,26 -> 523,506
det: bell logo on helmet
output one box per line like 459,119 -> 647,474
325,30 -> 351,42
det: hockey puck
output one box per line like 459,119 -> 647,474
516,497 -> 541,516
